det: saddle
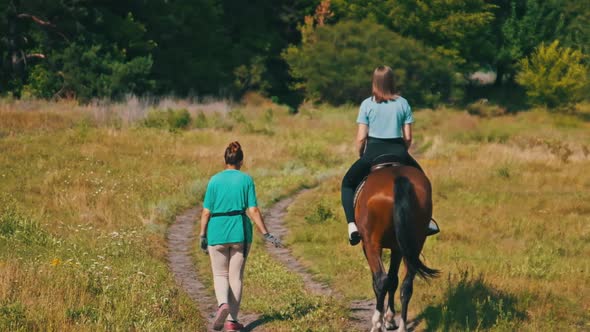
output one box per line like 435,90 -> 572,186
353,154 -> 405,209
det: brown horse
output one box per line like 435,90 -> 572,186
355,165 -> 439,332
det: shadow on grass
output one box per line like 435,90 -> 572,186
243,298 -> 323,331
418,271 -> 527,331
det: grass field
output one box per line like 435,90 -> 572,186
284,107 -> 590,331
0,98 -> 356,331
0,97 -> 589,331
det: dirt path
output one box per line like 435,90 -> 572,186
167,191 -> 412,331
262,191 -> 376,331
167,207 -> 260,331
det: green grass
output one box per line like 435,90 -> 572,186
283,108 -> 590,331
0,99 -> 356,331
1,99 -> 589,330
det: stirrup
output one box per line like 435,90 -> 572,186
348,222 -> 361,246
427,218 -> 440,236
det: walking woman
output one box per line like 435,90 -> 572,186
199,141 -> 281,331
341,66 -> 439,245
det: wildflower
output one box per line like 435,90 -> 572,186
51,258 -> 61,267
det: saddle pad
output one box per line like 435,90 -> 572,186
353,162 -> 403,209
353,177 -> 367,210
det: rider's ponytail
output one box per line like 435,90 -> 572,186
224,141 -> 243,165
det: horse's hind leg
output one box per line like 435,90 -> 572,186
398,265 -> 416,332
384,250 -> 402,330
363,244 -> 389,332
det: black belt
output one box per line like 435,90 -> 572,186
367,136 -> 405,144
210,209 -> 246,217
208,209 -> 249,257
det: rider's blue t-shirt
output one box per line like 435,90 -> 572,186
203,169 -> 257,246
356,96 -> 414,139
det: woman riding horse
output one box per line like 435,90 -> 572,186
341,65 -> 438,245
341,66 -> 440,331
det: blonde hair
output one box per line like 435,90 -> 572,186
372,66 -> 397,103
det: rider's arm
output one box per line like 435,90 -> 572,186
403,123 -> 412,149
199,208 -> 211,236
356,124 -> 369,156
246,207 -> 269,234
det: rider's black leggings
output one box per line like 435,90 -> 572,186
341,137 -> 423,224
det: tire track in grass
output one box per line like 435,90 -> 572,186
262,190 -> 376,331
167,207 -> 261,331
168,190 -> 395,331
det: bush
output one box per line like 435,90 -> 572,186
194,111 -> 208,129
283,20 -> 461,106
466,99 -> 507,117
143,108 -> 191,130
23,42 -> 154,102
516,40 -> 589,109
304,201 -> 334,224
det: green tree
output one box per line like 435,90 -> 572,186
389,0 -> 496,71
491,0 -> 566,85
516,40 -> 589,108
136,0 -> 229,96
560,0 -> 590,55
1,0 -> 155,100
284,20 -> 460,106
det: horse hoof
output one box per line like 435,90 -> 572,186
397,319 -> 407,332
384,321 -> 398,330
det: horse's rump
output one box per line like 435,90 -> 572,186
355,166 -> 432,249
354,165 -> 439,331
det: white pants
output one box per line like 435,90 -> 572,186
208,242 -> 248,321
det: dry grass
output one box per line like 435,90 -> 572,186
0,97 -> 354,331
284,107 -> 590,331
0,96 -> 235,134
1,99 -> 588,330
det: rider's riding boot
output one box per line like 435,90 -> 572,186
426,219 -> 440,236
348,222 -> 361,245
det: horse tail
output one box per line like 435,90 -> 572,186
393,176 -> 439,280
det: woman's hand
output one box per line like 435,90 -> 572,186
263,233 -> 282,248
200,235 -> 208,254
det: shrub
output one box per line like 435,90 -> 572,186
283,20 -> 461,106
167,108 -> 191,129
194,111 -> 208,129
143,108 -> 191,130
305,201 -> 334,224
466,99 -> 507,117
23,43 -> 154,102
516,40 -> 589,109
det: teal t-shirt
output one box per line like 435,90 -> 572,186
203,169 -> 258,246
356,96 -> 414,139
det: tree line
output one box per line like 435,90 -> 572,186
1,0 -> 588,108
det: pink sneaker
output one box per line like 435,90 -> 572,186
212,303 -> 229,331
224,320 -> 244,331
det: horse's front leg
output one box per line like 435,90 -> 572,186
384,250 -> 402,330
364,244 -> 388,332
